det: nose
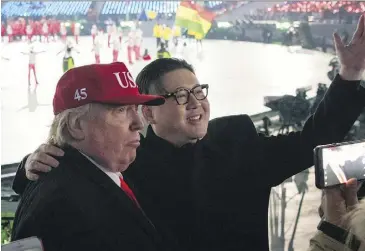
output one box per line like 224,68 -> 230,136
186,93 -> 201,110
130,109 -> 144,131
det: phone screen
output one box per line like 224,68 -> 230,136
321,141 -> 365,188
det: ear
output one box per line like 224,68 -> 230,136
66,113 -> 86,141
142,105 -> 156,125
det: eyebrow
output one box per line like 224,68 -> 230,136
174,84 -> 201,92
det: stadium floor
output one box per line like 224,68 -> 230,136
1,36 -> 335,250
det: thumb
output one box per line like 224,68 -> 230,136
333,32 -> 345,52
344,178 -> 358,209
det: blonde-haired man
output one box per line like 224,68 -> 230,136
11,62 -> 168,251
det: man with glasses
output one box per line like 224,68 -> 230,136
12,15 -> 365,251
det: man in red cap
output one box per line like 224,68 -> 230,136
11,62 -> 169,251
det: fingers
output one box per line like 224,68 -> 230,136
39,144 -> 64,157
351,14 -> 364,44
323,188 -> 346,225
28,154 -> 56,172
26,172 -> 39,181
25,144 -> 64,180
344,178 -> 359,209
323,186 -> 346,213
333,32 -> 345,52
324,186 -> 344,203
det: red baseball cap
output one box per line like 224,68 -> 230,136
53,62 -> 165,115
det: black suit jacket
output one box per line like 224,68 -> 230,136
124,75 -> 365,251
11,146 -> 168,251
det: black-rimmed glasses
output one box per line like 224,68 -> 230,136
162,84 -> 209,105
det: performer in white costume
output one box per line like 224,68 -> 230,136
127,28 -> 136,64
91,24 -> 97,44
117,25 -> 123,44
42,22 -> 49,43
26,23 -> 33,42
106,20 -> 113,47
74,23 -> 80,44
91,37 -> 102,64
57,40 -> 79,72
6,24 -> 13,42
134,26 -> 143,61
21,45 -> 45,86
60,23 -> 67,43
112,37 -> 121,62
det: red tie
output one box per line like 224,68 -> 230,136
119,177 -> 141,209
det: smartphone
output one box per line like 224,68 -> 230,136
314,140 -> 365,189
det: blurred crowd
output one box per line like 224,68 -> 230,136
251,1 -> 364,23
2,18 -> 61,41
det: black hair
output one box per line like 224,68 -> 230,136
136,58 -> 195,95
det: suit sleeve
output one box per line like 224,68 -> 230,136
261,74 -> 365,186
13,186 -> 106,251
12,155 -> 31,195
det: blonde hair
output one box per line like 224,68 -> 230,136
47,104 -> 94,147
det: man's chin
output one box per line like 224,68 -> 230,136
118,156 -> 137,172
187,129 -> 208,141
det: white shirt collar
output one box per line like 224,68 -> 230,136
79,151 -> 122,187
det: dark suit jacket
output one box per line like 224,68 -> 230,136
11,146 -> 169,251
124,75 -> 365,251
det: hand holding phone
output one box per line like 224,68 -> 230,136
314,140 -> 365,189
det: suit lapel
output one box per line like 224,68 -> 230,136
63,147 -> 158,237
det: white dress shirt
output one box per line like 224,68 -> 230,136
79,151 -> 122,187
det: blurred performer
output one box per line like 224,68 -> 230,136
91,37 -> 101,64
195,32 -> 203,50
142,49 -> 151,61
60,23 -> 67,42
57,40 -> 79,72
127,28 -> 136,64
74,23 -> 80,45
26,22 -> 33,42
162,25 -> 172,48
172,25 -> 181,47
49,18 -> 58,41
153,22 -> 162,48
187,29 -> 196,44
6,23 -> 13,42
42,22 -> 49,43
112,22 -> 118,36
107,21 -> 113,48
157,42 -> 171,59
91,24 -> 97,44
111,37 -> 121,63
1,22 -> 5,42
134,25 -> 143,61
117,24 -> 123,44
21,45 -> 45,86
285,27 -> 295,47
